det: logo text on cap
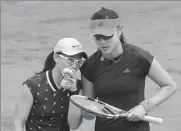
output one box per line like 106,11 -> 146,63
97,21 -> 104,27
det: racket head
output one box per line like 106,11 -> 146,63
70,95 -> 163,124
70,95 -> 125,119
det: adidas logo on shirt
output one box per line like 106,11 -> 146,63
122,68 -> 130,73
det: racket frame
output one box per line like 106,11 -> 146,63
70,95 -> 163,124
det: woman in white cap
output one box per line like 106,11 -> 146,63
14,37 -> 87,131
78,7 -> 177,131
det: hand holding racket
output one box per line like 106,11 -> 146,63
126,104 -> 148,122
70,95 -> 163,124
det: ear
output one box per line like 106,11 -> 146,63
53,54 -> 59,63
116,24 -> 123,36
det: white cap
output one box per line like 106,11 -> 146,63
54,37 -> 87,58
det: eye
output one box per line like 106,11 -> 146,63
77,60 -> 84,65
66,58 -> 75,63
93,36 -> 99,40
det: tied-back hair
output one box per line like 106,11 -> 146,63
43,51 -> 56,72
91,7 -> 127,44
36,51 -> 55,75
119,32 -> 126,44
91,7 -> 119,20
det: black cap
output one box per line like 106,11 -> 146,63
91,7 -> 119,20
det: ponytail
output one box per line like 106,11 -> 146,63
36,51 -> 55,75
43,51 -> 56,72
119,32 -> 126,44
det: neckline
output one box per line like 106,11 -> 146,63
111,53 -> 123,63
47,70 -> 60,92
100,42 -> 126,63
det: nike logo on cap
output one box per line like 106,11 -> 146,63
72,45 -> 78,48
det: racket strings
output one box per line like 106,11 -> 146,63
104,105 -> 120,115
75,96 -> 126,116
72,96 -> 126,117
104,104 -> 128,118
75,97 -> 105,112
102,106 -> 117,115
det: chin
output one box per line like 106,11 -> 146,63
101,50 -> 112,56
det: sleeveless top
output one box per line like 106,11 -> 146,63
23,70 -> 82,131
80,43 -> 154,131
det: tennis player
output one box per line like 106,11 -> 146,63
14,37 -> 87,131
78,7 -> 177,131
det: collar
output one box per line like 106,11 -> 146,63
46,70 -> 59,92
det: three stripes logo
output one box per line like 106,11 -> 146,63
122,68 -> 131,73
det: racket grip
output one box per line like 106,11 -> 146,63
142,116 -> 163,124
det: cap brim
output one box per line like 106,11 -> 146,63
59,52 -> 88,59
90,28 -> 115,36
89,18 -> 121,36
72,52 -> 88,59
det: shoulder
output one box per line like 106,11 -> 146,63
124,43 -> 154,75
124,43 -> 154,61
24,72 -> 46,86
81,50 -> 101,70
86,50 -> 101,63
23,72 -> 47,97
20,84 -> 34,101
80,50 -> 101,82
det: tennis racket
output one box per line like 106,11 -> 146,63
70,95 -> 163,124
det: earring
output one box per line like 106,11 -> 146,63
100,56 -> 104,61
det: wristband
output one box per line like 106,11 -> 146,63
140,99 -> 155,112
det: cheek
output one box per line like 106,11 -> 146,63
57,61 -> 67,68
94,40 -> 102,47
112,34 -> 120,42
107,38 -> 116,45
108,39 -> 119,49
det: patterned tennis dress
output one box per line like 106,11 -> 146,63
24,70 -> 81,131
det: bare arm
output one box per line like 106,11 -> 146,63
68,90 -> 83,130
126,57 -> 177,121
82,75 -> 94,98
68,75 -> 94,130
145,58 -> 177,110
81,75 -> 96,120
14,84 -> 34,131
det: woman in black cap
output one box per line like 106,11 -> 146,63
14,37 -> 87,131
78,7 -> 177,131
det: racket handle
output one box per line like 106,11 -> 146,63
142,116 -> 163,124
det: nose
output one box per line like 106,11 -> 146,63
96,39 -> 107,46
72,66 -> 79,73
99,39 -> 107,43
71,63 -> 77,69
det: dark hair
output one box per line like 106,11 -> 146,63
91,7 -> 127,44
43,51 -> 56,72
91,7 -> 119,20
35,51 -> 55,75
120,32 -> 126,43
